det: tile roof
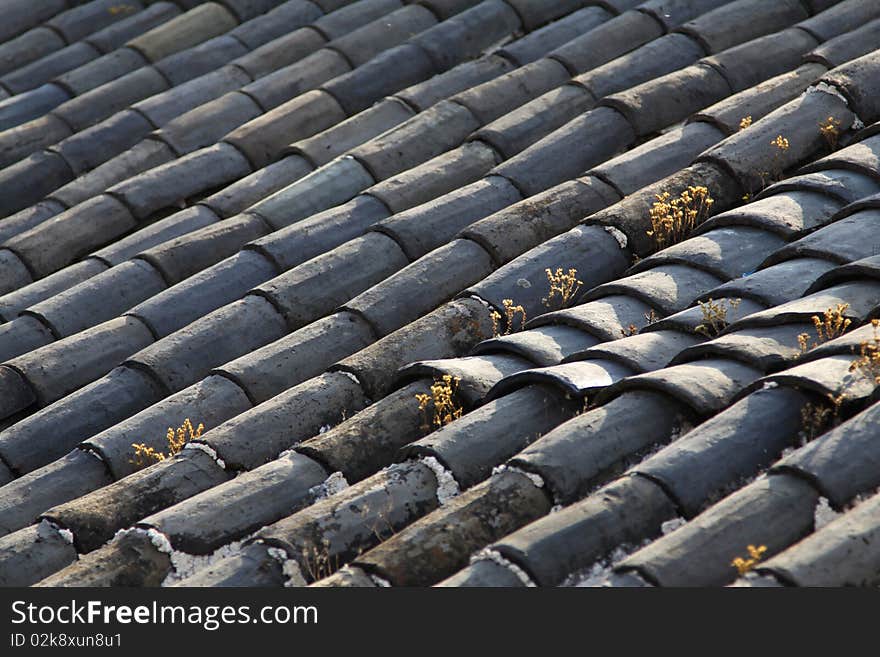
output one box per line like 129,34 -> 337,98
0,0 -> 877,587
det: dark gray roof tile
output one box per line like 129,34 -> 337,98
590,121 -> 725,196
352,469 -> 551,585
251,157 -> 374,231
139,213 -> 270,287
759,352 -> 879,401
473,323 -> 600,366
727,280 -> 880,329
510,390 -> 691,503
224,89 -> 346,167
568,329 -> 703,373
460,57 -> 573,134
410,0 -> 521,73
703,257 -> 836,307
216,310 -> 374,404
631,226 -> 786,280
691,62 -> 826,135
405,385 -> 580,489
807,253 -> 880,292
0,365 -> 164,475
680,0 -> 807,55
52,108 -> 155,176
219,0 -> 287,23
145,450 -> 328,555
394,53 -> 514,112
821,48 -> 880,125
7,317 -> 152,409
26,260 -> 166,339
296,381 -> 428,481
250,195 -> 389,268
577,34 -> 703,109
329,4 -> 436,67
43,449 -> 227,555
50,139 -> 176,209
155,34 -> 249,86
488,358 -> 634,400
396,353 -> 533,405
798,0 -> 880,42
604,63 -> 730,137
438,557 -> 528,586
759,169 -> 880,205
634,386 -> 810,517
0,249 -> 32,296
529,294 -> 658,341
254,232 -> 408,331
158,90 -> 264,155
255,460 -> 438,581
0,522 -> 77,587
494,106 -> 636,196
487,475 -> 675,586
92,205 -> 220,266
351,100 -> 479,181
802,132 -> 880,180
645,296 -> 766,335
56,66 -> 171,133
342,238 -> 494,337
109,142 -> 253,220
375,177 -> 520,260
226,0 -> 324,49
703,28 -> 819,94
173,541 -> 286,586
0,151 -> 74,221
0,316 -> 55,364
0,260 -> 109,326
334,297 -> 494,398
0,0 -> 68,46
127,294 -> 288,392
35,528 -> 171,586
0,450 -> 112,540
773,398 -> 880,507
763,209 -> 880,267
366,141 -> 499,215
201,370 -> 369,470
84,374 -> 251,479
700,89 -> 855,195
462,177 -> 619,265
698,190 -> 843,238
6,195 -> 136,279
758,489 -> 880,586
805,17 -> 880,68
0,28 -> 66,79
288,97 -> 414,167
231,24 -> 326,79
322,43 -> 436,115
594,358 -> 762,415
586,161 -> 741,257
127,3 -> 239,63
674,321 -> 813,371
469,76 -> 592,157
54,47 -> 149,98
585,264 -> 725,315
549,9 -> 663,74
199,153 -> 314,218
615,473 -> 819,586
312,0 -> 402,41
497,6 -> 612,65
1,42 -> 101,97
465,224 -> 629,318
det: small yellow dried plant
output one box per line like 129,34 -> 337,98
130,418 -> 204,467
